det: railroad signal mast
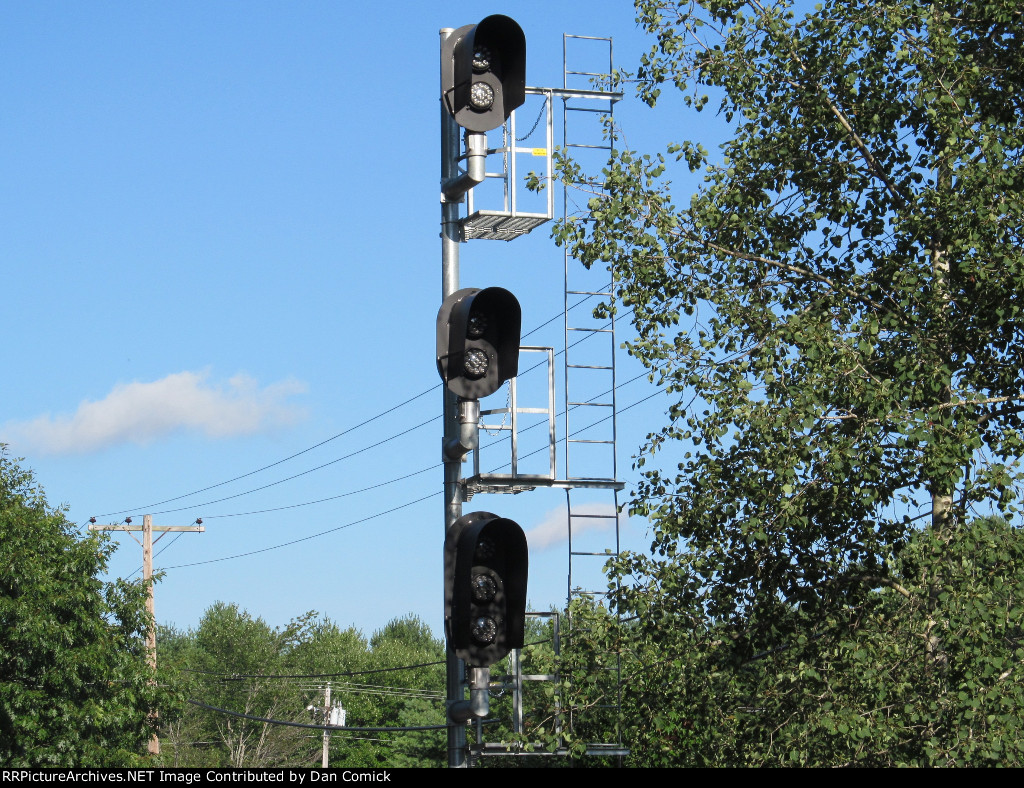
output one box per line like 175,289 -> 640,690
439,16 -> 528,767
439,16 -> 626,766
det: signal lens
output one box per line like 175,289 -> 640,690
470,82 -> 495,110
471,616 -> 497,644
471,572 -> 498,603
472,46 -> 492,73
467,311 -> 487,339
464,348 -> 489,379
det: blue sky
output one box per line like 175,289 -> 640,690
1,2 -> 710,638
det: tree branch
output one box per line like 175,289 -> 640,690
746,0 -> 911,209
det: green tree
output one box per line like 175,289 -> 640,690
473,612 -> 566,765
0,448 -> 159,766
598,517 -> 1024,766
552,0 -> 1024,765
159,609 -> 448,768
159,604 -> 321,767
359,615 -> 446,768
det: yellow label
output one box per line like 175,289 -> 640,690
532,148 -> 548,157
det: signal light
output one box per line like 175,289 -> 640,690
441,15 -> 526,133
444,511 -> 528,668
436,287 -> 521,400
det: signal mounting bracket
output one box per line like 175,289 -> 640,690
460,346 -> 623,499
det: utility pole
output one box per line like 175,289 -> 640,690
90,514 -> 204,756
315,683 -> 345,767
322,682 -> 331,768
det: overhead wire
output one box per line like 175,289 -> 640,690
179,638 -> 552,681
141,414 -> 438,518
152,373 -> 657,573
90,286 -> 614,525
120,297 -> 630,556
96,387 -> 438,518
181,308 -> 639,522
167,650 -> 547,735
196,464 -> 435,520
215,680 -> 444,701
185,660 -> 445,680
190,306 -> 632,521
135,361 -> 654,579
185,700 -> 451,733
159,490 -> 438,570
147,362 -> 652,576
140,455 -> 436,576
136,294 -> 655,573
293,681 -> 443,698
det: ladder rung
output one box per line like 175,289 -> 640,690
567,327 -> 613,333
566,290 -> 612,296
566,70 -> 610,77
568,439 -> 615,445
566,143 -> 613,150
570,551 -> 613,556
570,513 -> 618,520
567,364 -> 614,370
568,401 -> 613,407
565,106 -> 612,114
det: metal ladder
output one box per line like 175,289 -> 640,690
561,33 -> 625,757
461,34 -> 627,761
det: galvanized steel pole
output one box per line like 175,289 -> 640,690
440,26 -> 468,769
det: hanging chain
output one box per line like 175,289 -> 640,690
482,384 -> 512,436
515,100 -> 546,142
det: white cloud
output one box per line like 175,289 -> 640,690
525,501 -> 624,551
1,370 -> 308,456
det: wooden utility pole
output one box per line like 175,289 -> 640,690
322,682 -> 332,768
90,514 -> 204,755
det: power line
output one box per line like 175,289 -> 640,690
186,699 -> 451,734
186,659 -> 445,680
138,460 -> 436,577
96,388 -> 437,519
132,371 -> 656,582
149,376 -> 658,573
142,414 -> 438,518
132,299 -> 650,570
159,491 -> 438,570
199,464 -> 435,520
155,315 -> 625,520
103,312 -> 630,579
135,464 -> 438,577
215,680 -> 445,701
92,289 -> 613,522
181,638 -> 552,682
194,364 -> 649,522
